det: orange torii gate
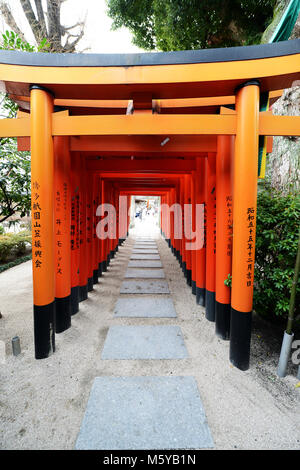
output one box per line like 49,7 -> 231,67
0,40 -> 299,370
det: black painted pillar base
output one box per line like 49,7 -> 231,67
70,285 -> 79,316
196,286 -> 206,306
102,260 -> 107,272
98,262 -> 103,278
182,261 -> 187,277
171,245 -> 174,254
107,253 -> 111,265
230,308 -> 252,371
93,269 -> 99,284
205,290 -> 216,322
34,301 -> 55,359
110,249 -> 115,259
179,254 -> 183,268
55,295 -> 71,333
167,239 -> 171,248
88,277 -> 94,292
215,301 -> 231,340
79,284 -> 88,302
186,269 -> 192,286
192,280 -> 196,295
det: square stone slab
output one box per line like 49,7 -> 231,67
75,376 -> 214,450
125,268 -> 165,279
131,254 -> 160,260
133,247 -> 157,251
120,280 -> 169,294
101,325 -> 187,359
114,297 -> 177,318
132,249 -> 158,254
128,260 -> 162,268
135,238 -> 155,240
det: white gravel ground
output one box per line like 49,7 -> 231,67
0,221 -> 299,449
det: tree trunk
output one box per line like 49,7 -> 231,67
263,0 -> 300,194
0,0 -> 85,52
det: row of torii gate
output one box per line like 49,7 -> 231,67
0,40 -> 299,370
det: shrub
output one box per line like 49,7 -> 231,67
0,231 -> 31,262
0,253 -> 32,274
254,185 -> 300,322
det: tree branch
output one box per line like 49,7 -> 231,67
0,1 -> 26,41
20,0 -> 44,44
34,0 -> 47,38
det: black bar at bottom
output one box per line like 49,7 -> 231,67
93,269 -> 99,284
215,301 -> 231,340
88,277 -> 94,292
102,260 -> 107,272
34,301 -> 55,359
55,295 -> 71,333
196,286 -> 205,306
98,262 -> 103,278
79,284 -> 88,302
110,250 -> 115,259
186,269 -> 192,286
230,308 -> 252,371
182,261 -> 187,276
192,280 -> 196,295
205,289 -> 215,322
71,285 -> 79,316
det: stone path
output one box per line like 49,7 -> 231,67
75,237 -> 214,450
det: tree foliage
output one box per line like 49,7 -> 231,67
0,138 -> 31,224
0,0 -> 85,52
107,0 -> 277,51
0,32 -> 34,225
254,185 -> 300,322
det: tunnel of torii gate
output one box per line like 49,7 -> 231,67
0,39 -> 299,371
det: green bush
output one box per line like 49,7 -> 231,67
0,231 -> 31,262
254,185 -> 300,322
0,253 -> 32,274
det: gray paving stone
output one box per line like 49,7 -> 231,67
75,376 -> 214,450
101,325 -> 187,359
134,244 -> 157,249
125,268 -> 165,278
120,280 -> 169,294
132,249 -> 158,254
130,254 -> 160,260
128,260 -> 162,268
114,297 -> 177,318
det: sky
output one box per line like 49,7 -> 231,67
1,0 -> 145,53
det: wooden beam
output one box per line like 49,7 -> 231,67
52,114 -> 237,136
86,158 -> 196,172
2,112 -> 299,138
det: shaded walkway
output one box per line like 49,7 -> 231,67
76,236 -> 213,449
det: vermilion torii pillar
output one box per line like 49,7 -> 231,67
215,135 -> 234,340
30,85 -> 55,359
70,152 -> 80,315
230,81 -> 260,370
54,136 -> 71,333
205,153 -> 216,322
